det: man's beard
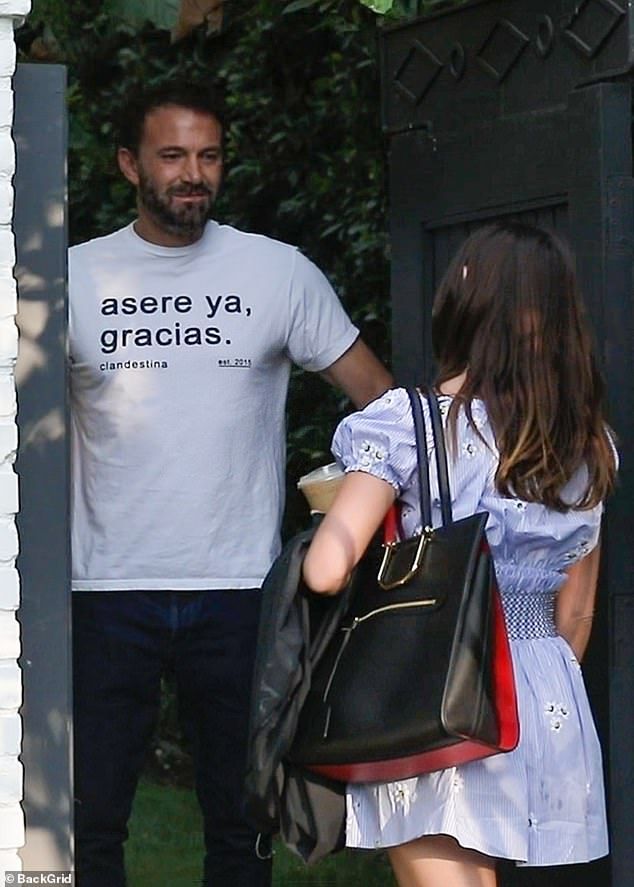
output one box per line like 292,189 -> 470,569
138,171 -> 215,240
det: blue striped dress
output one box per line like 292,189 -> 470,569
331,388 -> 608,866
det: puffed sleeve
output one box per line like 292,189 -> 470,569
331,388 -> 418,494
557,450 -> 614,560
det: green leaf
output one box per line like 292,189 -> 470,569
359,0 -> 394,11
282,0 -> 320,13
106,0 -> 180,31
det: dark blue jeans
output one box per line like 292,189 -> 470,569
72,589 -> 272,887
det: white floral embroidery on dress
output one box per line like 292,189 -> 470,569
563,539 -> 591,562
358,440 -> 387,468
544,701 -> 569,732
462,439 -> 478,459
388,782 -> 413,814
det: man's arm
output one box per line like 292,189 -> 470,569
320,338 -> 393,409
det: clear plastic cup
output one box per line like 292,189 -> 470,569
297,462 -> 345,513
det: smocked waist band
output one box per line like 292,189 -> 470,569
500,590 -> 557,640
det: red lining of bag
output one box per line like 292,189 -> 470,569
307,737 -> 506,783
491,586 -> 520,751
383,504 -> 399,544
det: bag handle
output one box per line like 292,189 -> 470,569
378,388 -> 449,589
406,387 -> 432,528
406,387 -> 453,530
426,389 -> 453,525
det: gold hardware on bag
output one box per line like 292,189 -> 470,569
377,526 -> 435,590
351,598 -> 438,625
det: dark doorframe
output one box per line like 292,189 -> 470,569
380,2 -> 634,884
14,63 -> 72,871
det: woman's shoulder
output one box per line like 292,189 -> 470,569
339,388 -> 494,442
333,388 -> 415,449
333,388 -> 495,466
360,386 -> 415,418
351,386 -> 490,416
435,394 -> 495,447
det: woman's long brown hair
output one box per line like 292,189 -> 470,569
432,222 -> 616,510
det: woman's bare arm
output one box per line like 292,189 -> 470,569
555,544 -> 601,662
302,471 -> 396,595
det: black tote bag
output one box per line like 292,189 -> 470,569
288,388 -> 519,783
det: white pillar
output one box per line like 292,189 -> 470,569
0,0 -> 31,879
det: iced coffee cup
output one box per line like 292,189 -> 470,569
297,462 -> 345,514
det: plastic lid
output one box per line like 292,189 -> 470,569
297,461 -> 344,488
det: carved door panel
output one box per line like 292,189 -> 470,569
381,3 -> 634,884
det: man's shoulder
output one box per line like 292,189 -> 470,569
215,223 -> 298,260
215,225 -> 331,288
69,226 -> 131,264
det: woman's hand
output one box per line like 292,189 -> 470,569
555,544 -> 601,662
302,471 -> 396,595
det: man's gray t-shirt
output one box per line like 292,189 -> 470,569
69,221 -> 358,590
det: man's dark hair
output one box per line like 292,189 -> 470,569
116,81 -> 226,154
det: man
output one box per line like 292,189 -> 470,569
69,81 -> 392,886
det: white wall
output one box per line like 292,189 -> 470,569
0,0 -> 31,878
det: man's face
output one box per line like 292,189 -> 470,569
118,104 -> 224,244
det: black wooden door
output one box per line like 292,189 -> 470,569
381,3 -> 634,885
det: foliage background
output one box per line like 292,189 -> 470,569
17,0 -> 459,788
18,0 -> 396,542
19,0 -> 459,532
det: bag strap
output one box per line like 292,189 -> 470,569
426,389 -> 453,525
406,387 -> 432,529
406,387 -> 453,529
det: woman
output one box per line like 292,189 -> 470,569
302,222 -> 617,886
